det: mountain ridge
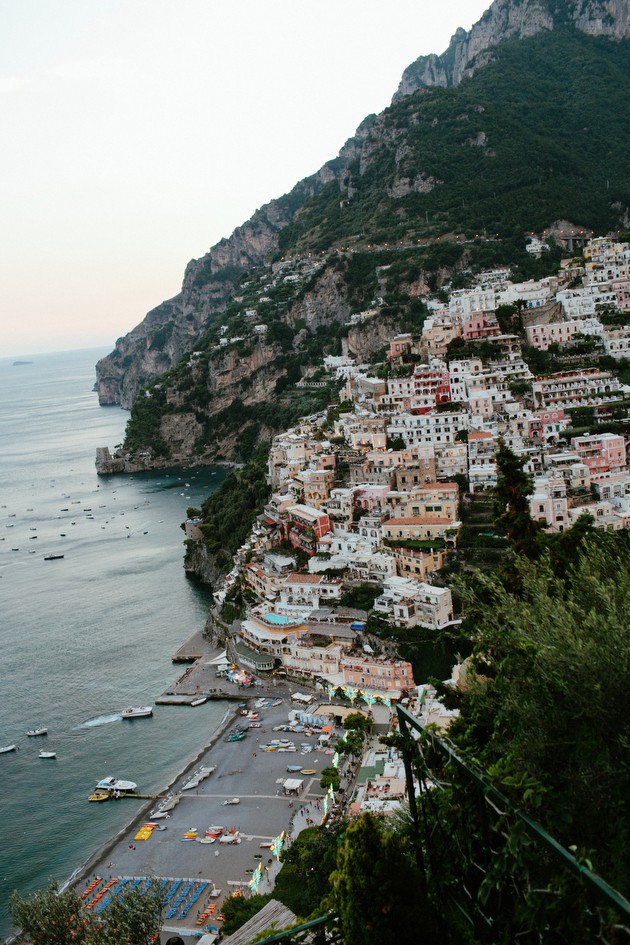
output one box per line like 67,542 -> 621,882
393,0 -> 630,99
95,0 -> 630,443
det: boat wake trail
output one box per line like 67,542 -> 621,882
80,713 -> 122,728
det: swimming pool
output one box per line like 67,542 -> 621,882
262,613 -> 295,626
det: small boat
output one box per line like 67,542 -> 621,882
44,553 -> 64,561
121,706 -> 153,719
286,765 -> 303,772
300,769 -> 317,775
89,792 -> 110,802
223,797 -> 240,805
0,744 -> 17,754
39,750 -> 56,759
190,696 -> 207,707
226,732 -> 246,742
26,727 -> 48,737
95,776 -> 137,794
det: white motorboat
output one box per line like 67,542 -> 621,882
121,706 -> 153,719
95,776 -> 137,794
26,727 -> 48,737
0,744 -> 17,754
39,750 -> 56,759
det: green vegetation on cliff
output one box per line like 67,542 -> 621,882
279,30 -> 630,253
194,452 -> 271,573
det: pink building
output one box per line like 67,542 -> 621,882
387,334 -> 413,361
529,409 -> 569,443
461,312 -> 501,341
340,654 -> 415,697
570,433 -> 626,474
412,364 -> 451,411
286,504 -> 332,555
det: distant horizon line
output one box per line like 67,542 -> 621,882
1,343 -> 114,362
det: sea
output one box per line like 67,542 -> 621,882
0,348 -> 230,940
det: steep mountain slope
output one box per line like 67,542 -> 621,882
95,122 -> 374,409
393,0 -> 630,98
95,27 -> 630,470
95,0 -> 630,411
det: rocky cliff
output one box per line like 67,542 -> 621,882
95,259 -> 401,473
393,0 -> 630,100
93,0 -> 630,465
95,120 -> 375,409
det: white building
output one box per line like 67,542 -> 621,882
373,576 -> 456,630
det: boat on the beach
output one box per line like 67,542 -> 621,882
44,553 -> 64,560
226,731 -> 246,742
120,706 -> 153,719
286,765 -> 303,772
26,727 -> 48,737
219,829 -> 241,844
223,797 -> 240,805
39,750 -> 56,759
0,744 -> 17,754
95,776 -> 137,794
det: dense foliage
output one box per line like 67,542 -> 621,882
331,814 -> 433,944
280,31 -> 630,251
194,451 -> 271,572
400,531 -> 630,943
9,881 -> 164,945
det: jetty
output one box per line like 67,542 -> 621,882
156,632 -> 243,705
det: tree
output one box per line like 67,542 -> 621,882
338,583 -> 383,612
320,766 -> 340,792
274,824 -> 344,918
492,438 -> 542,557
220,893 -> 272,936
331,813 -> 434,945
9,881 -> 164,945
97,884 -> 164,945
336,711 -> 372,759
451,533 -> 630,898
9,882 -> 97,945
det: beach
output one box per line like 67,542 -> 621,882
0,349 -> 336,943
69,638 -> 334,943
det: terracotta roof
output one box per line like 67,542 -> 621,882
285,572 -> 324,583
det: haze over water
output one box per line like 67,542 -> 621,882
0,349 -> 228,939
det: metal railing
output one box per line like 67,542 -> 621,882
396,704 -> 630,943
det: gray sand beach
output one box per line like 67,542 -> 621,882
72,653 -> 335,942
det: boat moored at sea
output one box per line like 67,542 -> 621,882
39,750 -> 56,759
0,744 -> 17,754
95,776 -> 137,794
26,727 -> 48,737
120,706 -> 153,719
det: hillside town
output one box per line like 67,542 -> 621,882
186,235 -> 630,774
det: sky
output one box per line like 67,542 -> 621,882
1,0 -> 490,358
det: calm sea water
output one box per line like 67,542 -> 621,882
0,349 -> 229,939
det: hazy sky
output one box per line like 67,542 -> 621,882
1,0 -> 490,357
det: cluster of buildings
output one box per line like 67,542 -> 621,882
187,236 -> 630,709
